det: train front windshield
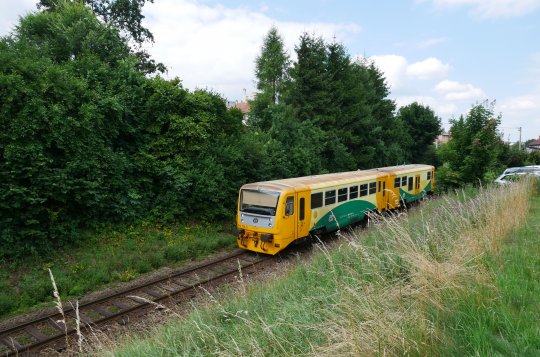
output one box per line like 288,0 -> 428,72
240,189 -> 280,216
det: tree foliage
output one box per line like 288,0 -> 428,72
254,26 -> 289,106
1,9 -> 520,259
396,102 -> 442,164
0,3 -> 243,258
37,0 -> 165,73
437,101 -> 503,188
1,4 -> 148,255
38,0 -> 154,44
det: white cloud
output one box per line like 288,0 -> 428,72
423,0 -> 540,18
406,57 -> 451,80
416,37 -> 448,48
368,55 -> 409,89
500,95 -> 539,110
435,79 -> 486,100
144,0 -> 360,100
368,55 -> 450,88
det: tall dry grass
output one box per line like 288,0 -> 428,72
104,179 -> 536,357
313,179 -> 534,356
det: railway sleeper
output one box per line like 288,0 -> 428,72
110,300 -> 131,311
1,336 -> 23,351
47,318 -> 66,333
144,288 -> 166,299
91,305 -> 113,318
25,325 -> 48,341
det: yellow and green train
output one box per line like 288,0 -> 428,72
235,164 -> 435,254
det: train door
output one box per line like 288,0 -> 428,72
376,178 -> 386,212
296,191 -> 311,239
414,175 -> 420,195
281,194 -> 297,241
388,175 -> 399,209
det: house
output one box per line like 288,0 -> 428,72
434,132 -> 451,148
526,136 -> 540,153
233,100 -> 250,123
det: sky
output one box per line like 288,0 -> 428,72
1,0 -> 540,142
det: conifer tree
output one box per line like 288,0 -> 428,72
254,26 -> 289,105
289,33 -> 329,124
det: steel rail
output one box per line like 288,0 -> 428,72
1,249 -> 267,356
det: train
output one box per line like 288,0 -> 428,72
235,164 -> 435,254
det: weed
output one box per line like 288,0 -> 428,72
1,223 -> 237,319
104,179 -> 537,356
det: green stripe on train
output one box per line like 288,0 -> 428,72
399,181 -> 432,203
312,200 -> 376,233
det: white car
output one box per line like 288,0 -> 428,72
494,170 -> 540,185
501,165 -> 540,175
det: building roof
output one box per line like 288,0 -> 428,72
241,164 -> 434,192
234,101 -> 250,114
528,136 -> 540,147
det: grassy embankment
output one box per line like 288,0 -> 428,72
0,223 -> 237,319
104,179 -> 540,356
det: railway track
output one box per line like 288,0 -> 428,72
0,249 -> 269,356
0,196 -> 435,356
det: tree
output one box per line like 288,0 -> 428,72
250,27 -> 290,130
356,60 -> 403,167
39,0 -> 153,44
0,4 -> 149,256
528,150 -> 540,164
497,142 -> 528,168
289,33 -> 329,124
254,26 -> 289,106
396,102 -> 442,163
437,101 -> 502,188
37,0 -> 165,73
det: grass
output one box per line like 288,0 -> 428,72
435,187 -> 540,355
100,179 -> 539,356
0,222 -> 237,319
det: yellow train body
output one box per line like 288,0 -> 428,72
236,164 -> 435,255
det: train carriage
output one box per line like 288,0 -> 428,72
236,164 -> 435,254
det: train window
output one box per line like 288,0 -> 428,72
394,177 -> 401,188
299,198 -> 305,221
349,186 -> 359,199
285,196 -> 294,216
325,190 -> 336,205
311,192 -> 323,209
427,171 -> 432,180
359,184 -> 368,197
338,188 -> 348,202
383,182 -> 386,197
377,181 -> 381,192
408,177 -> 413,191
402,176 -> 407,186
369,182 -> 376,195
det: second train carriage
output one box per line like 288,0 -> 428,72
236,164 -> 435,254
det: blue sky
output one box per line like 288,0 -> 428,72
2,0 -> 540,141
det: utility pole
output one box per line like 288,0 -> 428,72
518,126 -> 522,150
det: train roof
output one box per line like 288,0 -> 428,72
241,164 -> 434,192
